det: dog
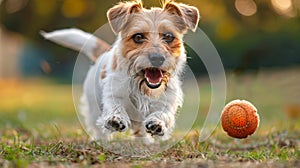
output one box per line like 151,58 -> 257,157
42,0 -> 199,143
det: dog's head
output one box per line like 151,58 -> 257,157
107,0 -> 199,97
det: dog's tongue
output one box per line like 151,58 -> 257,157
145,69 -> 163,84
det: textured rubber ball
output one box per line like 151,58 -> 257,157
221,100 -> 260,139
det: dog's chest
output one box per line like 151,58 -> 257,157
128,90 -> 168,118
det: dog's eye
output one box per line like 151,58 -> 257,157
132,33 -> 145,44
162,33 -> 175,43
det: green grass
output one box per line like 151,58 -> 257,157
0,68 -> 300,167
0,128 -> 299,167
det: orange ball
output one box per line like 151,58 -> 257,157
221,100 -> 259,139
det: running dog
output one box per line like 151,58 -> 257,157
42,0 -> 199,143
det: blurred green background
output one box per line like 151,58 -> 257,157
0,0 -> 300,135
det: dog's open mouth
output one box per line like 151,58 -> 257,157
143,68 -> 164,89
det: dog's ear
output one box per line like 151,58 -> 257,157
163,1 -> 200,32
107,1 -> 143,34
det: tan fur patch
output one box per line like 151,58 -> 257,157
93,39 -> 111,60
112,53 -> 118,71
121,33 -> 149,59
121,37 -> 134,58
101,64 -> 107,79
167,38 -> 182,57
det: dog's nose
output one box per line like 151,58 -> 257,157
149,53 -> 165,67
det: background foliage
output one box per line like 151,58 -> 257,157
1,0 -> 300,79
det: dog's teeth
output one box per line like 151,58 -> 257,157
146,77 -> 161,86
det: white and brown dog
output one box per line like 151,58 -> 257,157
42,0 -> 199,143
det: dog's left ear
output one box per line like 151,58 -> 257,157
164,2 -> 200,32
107,1 -> 143,34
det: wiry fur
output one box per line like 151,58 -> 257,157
42,0 -> 199,143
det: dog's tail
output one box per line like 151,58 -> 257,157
40,28 -> 111,62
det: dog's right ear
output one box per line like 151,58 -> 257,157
107,1 -> 143,34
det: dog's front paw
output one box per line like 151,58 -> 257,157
144,119 -> 166,136
105,116 -> 128,132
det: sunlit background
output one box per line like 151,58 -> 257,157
0,0 -> 300,136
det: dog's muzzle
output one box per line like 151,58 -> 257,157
140,53 -> 166,89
